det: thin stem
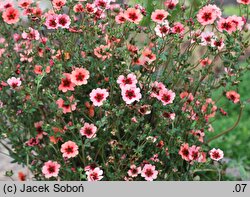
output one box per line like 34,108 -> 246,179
206,105 -> 244,144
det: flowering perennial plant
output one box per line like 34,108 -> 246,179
0,0 -> 249,181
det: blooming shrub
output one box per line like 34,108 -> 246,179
0,0 -> 249,181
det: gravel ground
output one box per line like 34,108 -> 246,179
0,141 -> 27,181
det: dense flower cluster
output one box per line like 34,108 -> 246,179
0,0 -> 249,181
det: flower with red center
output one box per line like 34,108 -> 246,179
155,20 -> 170,37
191,130 -> 205,143
140,48 -> 156,65
56,14 -> 71,29
34,65 -> 42,75
127,164 -> 141,178
162,112 -> 175,120
158,89 -> 175,105
209,148 -> 224,161
151,9 -> 169,23
85,3 -> 97,13
141,164 -> 158,181
199,31 -> 216,46
197,4 -> 221,26
2,7 -> 20,24
150,81 -> 166,98
117,73 -> 137,89
45,14 -> 58,29
211,38 -> 225,51
80,123 -> 98,138
60,141 -> 79,158
229,15 -> 244,31
124,8 -> 143,24
86,167 -> 104,181
34,121 -> 47,139
121,85 -> 142,104
171,22 -> 185,35
7,77 -> 22,89
70,68 -> 90,86
94,0 -> 111,9
217,17 -> 237,34
56,96 -> 77,114
18,0 -> 33,9
0,1 -> 14,11
164,0 -> 179,10
200,58 -> 212,67
138,105 -> 151,115
179,143 -> 190,161
42,160 -> 61,178
90,88 -> 109,107
26,137 -> 39,147
115,12 -> 126,24
189,145 -> 200,161
226,90 -> 240,104
52,0 -> 66,10
58,73 -> 75,92
22,27 -> 40,41
237,0 -> 250,4
73,3 -> 84,13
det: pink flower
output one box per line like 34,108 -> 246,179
60,141 -> 79,158
117,73 -> 137,89
56,14 -> 71,29
229,15 -> 244,31
200,58 -> 212,67
150,81 -> 166,98
34,121 -> 47,139
22,27 -> 40,40
237,0 -> 250,5
209,148 -> 224,161
197,4 -> 221,26
18,0 -> 33,9
141,164 -> 158,181
151,9 -> 169,23
45,14 -> 58,29
189,145 -> 200,161
94,45 -> 112,61
58,73 -> 75,92
52,0 -> 66,10
211,38 -> 225,51
0,1 -> 14,12
127,164 -> 141,177
73,3 -> 84,13
42,161 -> 60,178
2,7 -> 20,24
86,167 -> 104,181
124,8 -> 143,24
7,77 -> 22,89
70,68 -> 90,86
34,65 -> 43,75
226,90 -> 240,104
199,31 -> 215,46
155,20 -> 170,37
171,22 -> 185,35
140,48 -> 156,65
217,17 -> 237,34
90,88 -> 109,107
80,123 -> 97,138
179,143 -> 190,161
115,12 -> 126,24
158,89 -> 175,105
56,96 -> 77,114
94,0 -> 111,9
121,85 -> 142,104
164,0 -> 179,10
